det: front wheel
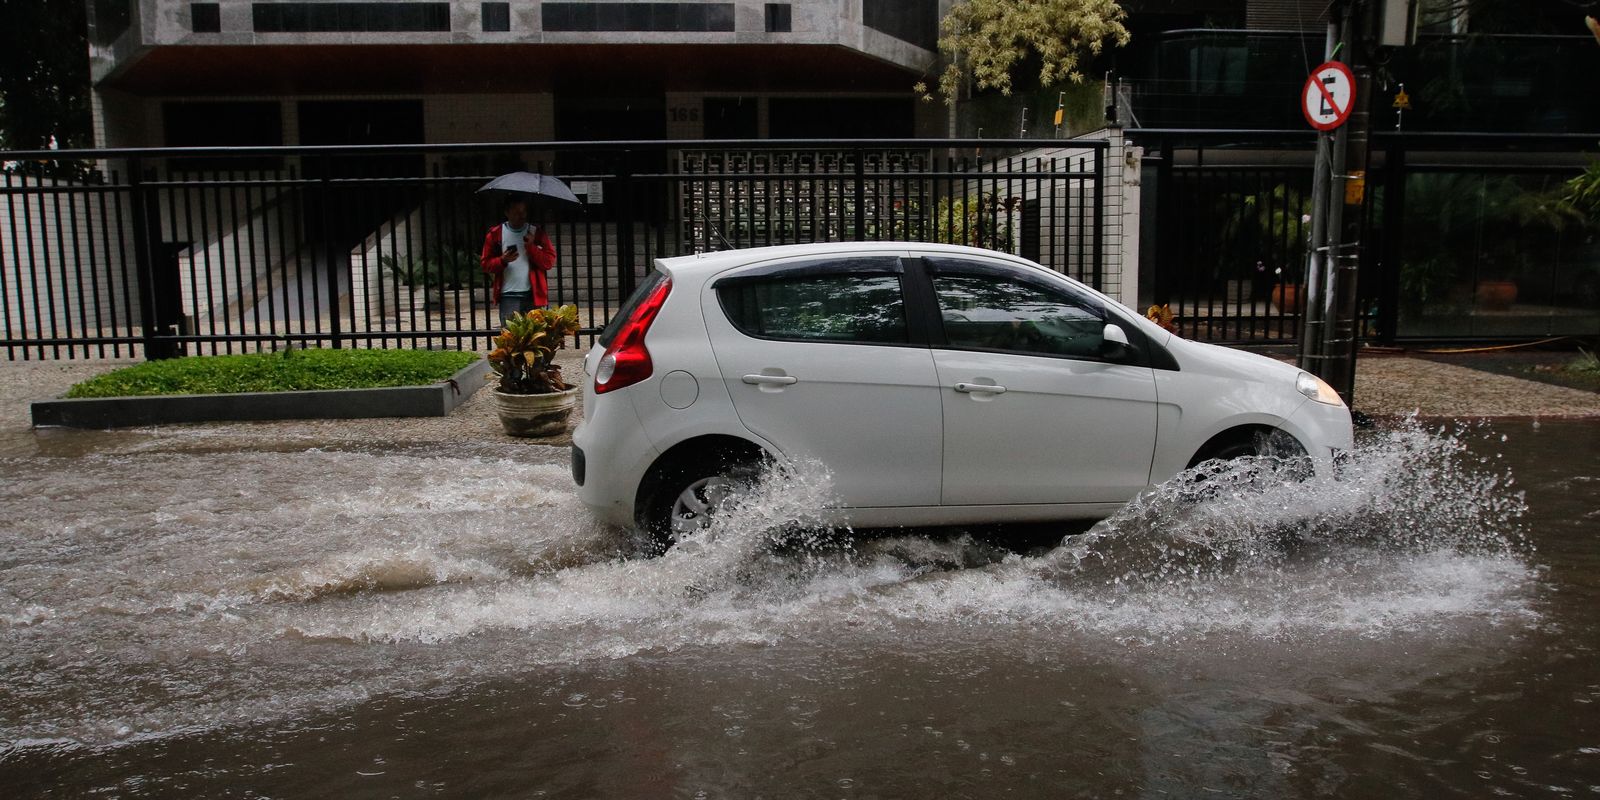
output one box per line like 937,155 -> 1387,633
1191,428 -> 1308,467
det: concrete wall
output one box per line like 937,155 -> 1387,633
971,129 -> 1138,309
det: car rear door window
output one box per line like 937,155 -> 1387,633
718,271 -> 909,345
932,273 -> 1105,358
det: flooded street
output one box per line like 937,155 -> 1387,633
1,418 -> 1596,797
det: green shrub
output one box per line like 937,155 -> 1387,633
65,348 -> 479,398
1566,348 -> 1600,377
380,247 -> 480,290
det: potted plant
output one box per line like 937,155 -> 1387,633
1269,265 -> 1304,313
486,305 -> 583,437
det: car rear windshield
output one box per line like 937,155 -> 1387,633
598,270 -> 667,349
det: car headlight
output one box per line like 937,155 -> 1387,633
1296,371 -> 1346,407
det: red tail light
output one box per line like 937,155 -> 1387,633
594,277 -> 672,394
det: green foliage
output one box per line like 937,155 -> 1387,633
1398,255 -> 1459,314
488,306 -> 581,394
1219,184 -> 1312,280
380,247 -> 479,290
1567,348 -> 1600,376
882,193 -> 1018,252
1564,160 -> 1600,222
936,192 -> 1018,251
920,0 -> 1130,104
0,0 -> 92,154
64,348 -> 478,398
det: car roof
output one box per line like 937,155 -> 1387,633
653,241 -> 1036,280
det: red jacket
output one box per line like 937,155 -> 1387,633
480,224 -> 557,305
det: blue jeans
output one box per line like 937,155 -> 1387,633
498,292 -> 535,328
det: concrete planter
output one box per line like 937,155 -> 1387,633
492,387 -> 579,438
32,359 -> 489,429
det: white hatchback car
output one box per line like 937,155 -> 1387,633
571,242 -> 1352,549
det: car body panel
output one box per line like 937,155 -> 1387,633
570,242 -> 1355,533
700,251 -> 945,508
932,349 -> 1159,504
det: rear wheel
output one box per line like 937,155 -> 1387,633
641,455 -> 762,554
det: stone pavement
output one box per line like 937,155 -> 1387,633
1353,354 -> 1600,419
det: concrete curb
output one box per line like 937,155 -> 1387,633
31,359 -> 490,429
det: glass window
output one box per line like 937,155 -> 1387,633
719,273 -> 908,345
933,273 -> 1105,358
764,3 -> 792,33
541,3 -> 736,32
190,3 -> 221,33
251,3 -> 450,33
481,2 -> 509,32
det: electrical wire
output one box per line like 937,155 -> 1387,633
1414,337 -> 1573,354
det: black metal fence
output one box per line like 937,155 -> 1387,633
0,139 -> 1110,360
1136,131 -> 1326,343
1132,129 -> 1599,345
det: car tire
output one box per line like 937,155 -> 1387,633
1193,428 -> 1306,465
1191,428 -> 1312,482
641,454 -> 763,554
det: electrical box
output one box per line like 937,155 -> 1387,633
1378,0 -> 1418,47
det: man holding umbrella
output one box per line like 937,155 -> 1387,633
478,172 -> 579,326
480,194 -> 557,326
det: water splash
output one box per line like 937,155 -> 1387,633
1036,417 -> 1529,589
0,421 -> 1538,747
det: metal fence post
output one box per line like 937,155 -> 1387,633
1093,144 -> 1106,291
317,156 -> 343,349
616,156 -> 637,301
853,148 -> 866,240
127,156 -> 177,360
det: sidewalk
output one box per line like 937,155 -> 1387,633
3,352 -> 1597,457
1353,354 -> 1600,418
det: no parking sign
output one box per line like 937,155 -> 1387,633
1302,61 -> 1356,131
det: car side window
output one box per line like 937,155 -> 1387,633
718,272 -> 909,345
932,272 -> 1104,358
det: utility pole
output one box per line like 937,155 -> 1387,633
1299,0 -> 1373,406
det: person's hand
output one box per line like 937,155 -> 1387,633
502,245 -> 519,261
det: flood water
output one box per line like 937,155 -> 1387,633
1,418 -> 1596,797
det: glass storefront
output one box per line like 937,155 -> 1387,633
1396,171 -> 1599,338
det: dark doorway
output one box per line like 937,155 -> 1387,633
163,101 -> 283,171
555,94 -> 668,177
768,97 -> 913,139
704,97 -> 759,140
297,100 -> 425,247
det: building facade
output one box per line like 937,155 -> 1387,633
85,0 -> 947,151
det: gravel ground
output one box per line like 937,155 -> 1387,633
3,351 -> 1596,457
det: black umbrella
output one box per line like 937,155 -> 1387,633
476,171 -> 581,204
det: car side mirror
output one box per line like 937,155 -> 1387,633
1100,323 -> 1136,363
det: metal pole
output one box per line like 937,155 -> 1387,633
1299,0 -> 1368,406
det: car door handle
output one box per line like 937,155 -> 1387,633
953,382 -> 1007,394
742,374 -> 798,386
